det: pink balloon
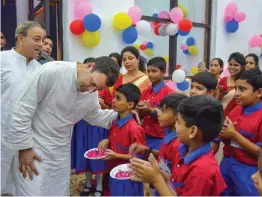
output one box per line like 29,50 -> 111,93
224,14 -> 234,22
75,1 -> 93,20
225,2 -> 238,15
234,11 -> 246,22
128,6 -> 142,24
249,35 -> 262,47
166,81 -> 177,90
158,11 -> 170,19
170,7 -> 184,24
221,67 -> 230,78
180,43 -> 188,51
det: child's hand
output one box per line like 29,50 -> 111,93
136,100 -> 154,114
98,139 -> 109,152
129,143 -> 149,156
131,110 -> 141,125
103,152 -> 117,160
217,85 -> 228,100
220,116 -> 237,139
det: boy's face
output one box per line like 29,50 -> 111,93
147,65 -> 165,84
157,105 -> 177,128
235,79 -> 262,106
189,81 -> 214,97
252,155 -> 262,196
112,91 -> 133,113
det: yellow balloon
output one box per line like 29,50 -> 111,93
81,30 -> 100,48
188,46 -> 199,56
191,66 -> 198,75
178,4 -> 188,17
113,12 -> 132,30
260,44 -> 262,49
145,49 -> 153,56
163,56 -> 169,63
134,43 -> 139,49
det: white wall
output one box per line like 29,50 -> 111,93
211,0 -> 262,70
16,0 -> 29,25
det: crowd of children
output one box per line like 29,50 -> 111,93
71,46 -> 262,196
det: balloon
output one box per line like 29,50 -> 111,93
225,2 -> 238,15
172,69 -> 186,83
176,65 -> 182,69
140,44 -> 146,50
163,56 -> 169,63
166,81 -> 177,91
221,67 -> 230,78
134,43 -> 139,49
122,26 -> 138,44
178,19 -> 193,32
191,66 -> 198,75
180,43 -> 188,51
128,6 -> 142,24
249,35 -> 262,47
224,14 -> 234,22
170,7 -> 184,24
81,30 -> 100,48
83,14 -> 101,32
158,11 -> 170,19
154,24 -> 161,35
74,1 -> 92,20
146,42 -> 154,49
226,20 -> 239,33
159,25 -> 168,36
260,44 -> 262,49
188,46 -> 199,55
113,12 -> 132,30
152,13 -> 158,18
249,47 -> 262,57
136,20 -> 151,36
166,23 -> 178,36
177,80 -> 190,91
186,37 -> 195,46
234,11 -> 246,23
177,30 -> 190,36
70,20 -> 85,35
144,49 -> 153,56
178,3 -> 188,17
183,49 -> 189,55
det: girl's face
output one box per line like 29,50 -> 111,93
122,51 -> 139,73
252,155 -> 262,196
245,56 -> 257,70
228,59 -> 243,77
210,59 -> 223,77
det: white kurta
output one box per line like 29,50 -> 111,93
0,49 -> 41,194
8,61 -> 118,196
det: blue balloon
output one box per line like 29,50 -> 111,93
146,42 -> 154,49
177,80 -> 190,91
177,30 -> 190,36
183,49 -> 189,55
152,13 -> 158,18
122,26 -> 138,44
83,14 -> 101,32
226,20 -> 239,33
186,37 -> 195,46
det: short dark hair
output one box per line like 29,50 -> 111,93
45,35 -> 53,41
177,95 -> 224,142
236,69 -> 262,91
92,56 -> 120,87
83,57 -> 95,63
160,93 -> 188,114
147,57 -> 166,71
109,53 -> 122,67
245,53 -> 259,68
228,52 -> 245,67
191,72 -> 218,91
116,83 -> 141,108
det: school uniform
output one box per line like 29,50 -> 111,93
108,113 -> 145,196
168,143 -> 227,196
220,101 -> 262,196
140,80 -> 174,150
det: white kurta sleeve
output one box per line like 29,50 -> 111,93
8,67 -> 52,150
83,92 -> 118,129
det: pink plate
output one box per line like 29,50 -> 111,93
84,148 -> 112,160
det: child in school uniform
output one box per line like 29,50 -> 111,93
136,57 -> 174,151
218,69 -> 262,196
130,95 -> 227,196
252,148 -> 262,196
97,83 -> 146,196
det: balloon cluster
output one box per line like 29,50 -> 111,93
169,68 -> 189,91
180,37 -> 199,56
70,1 -> 101,48
152,4 -> 188,19
248,35 -> 262,57
224,2 -> 246,33
113,6 -> 152,44
134,41 -> 154,56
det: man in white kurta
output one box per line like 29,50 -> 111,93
1,21 -> 45,194
8,59 -> 119,196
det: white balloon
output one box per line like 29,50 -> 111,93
159,25 -> 168,36
249,47 -> 262,57
136,20 -> 152,36
166,23 -> 178,36
172,69 -> 186,83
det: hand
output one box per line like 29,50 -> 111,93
103,152 -> 118,160
198,68 -> 210,73
98,139 -> 109,152
129,142 -> 149,156
136,101 -> 154,114
19,148 -> 41,180
131,110 -> 141,125
130,153 -> 161,184
99,98 -> 108,109
219,116 -> 237,139
217,85 -> 228,99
